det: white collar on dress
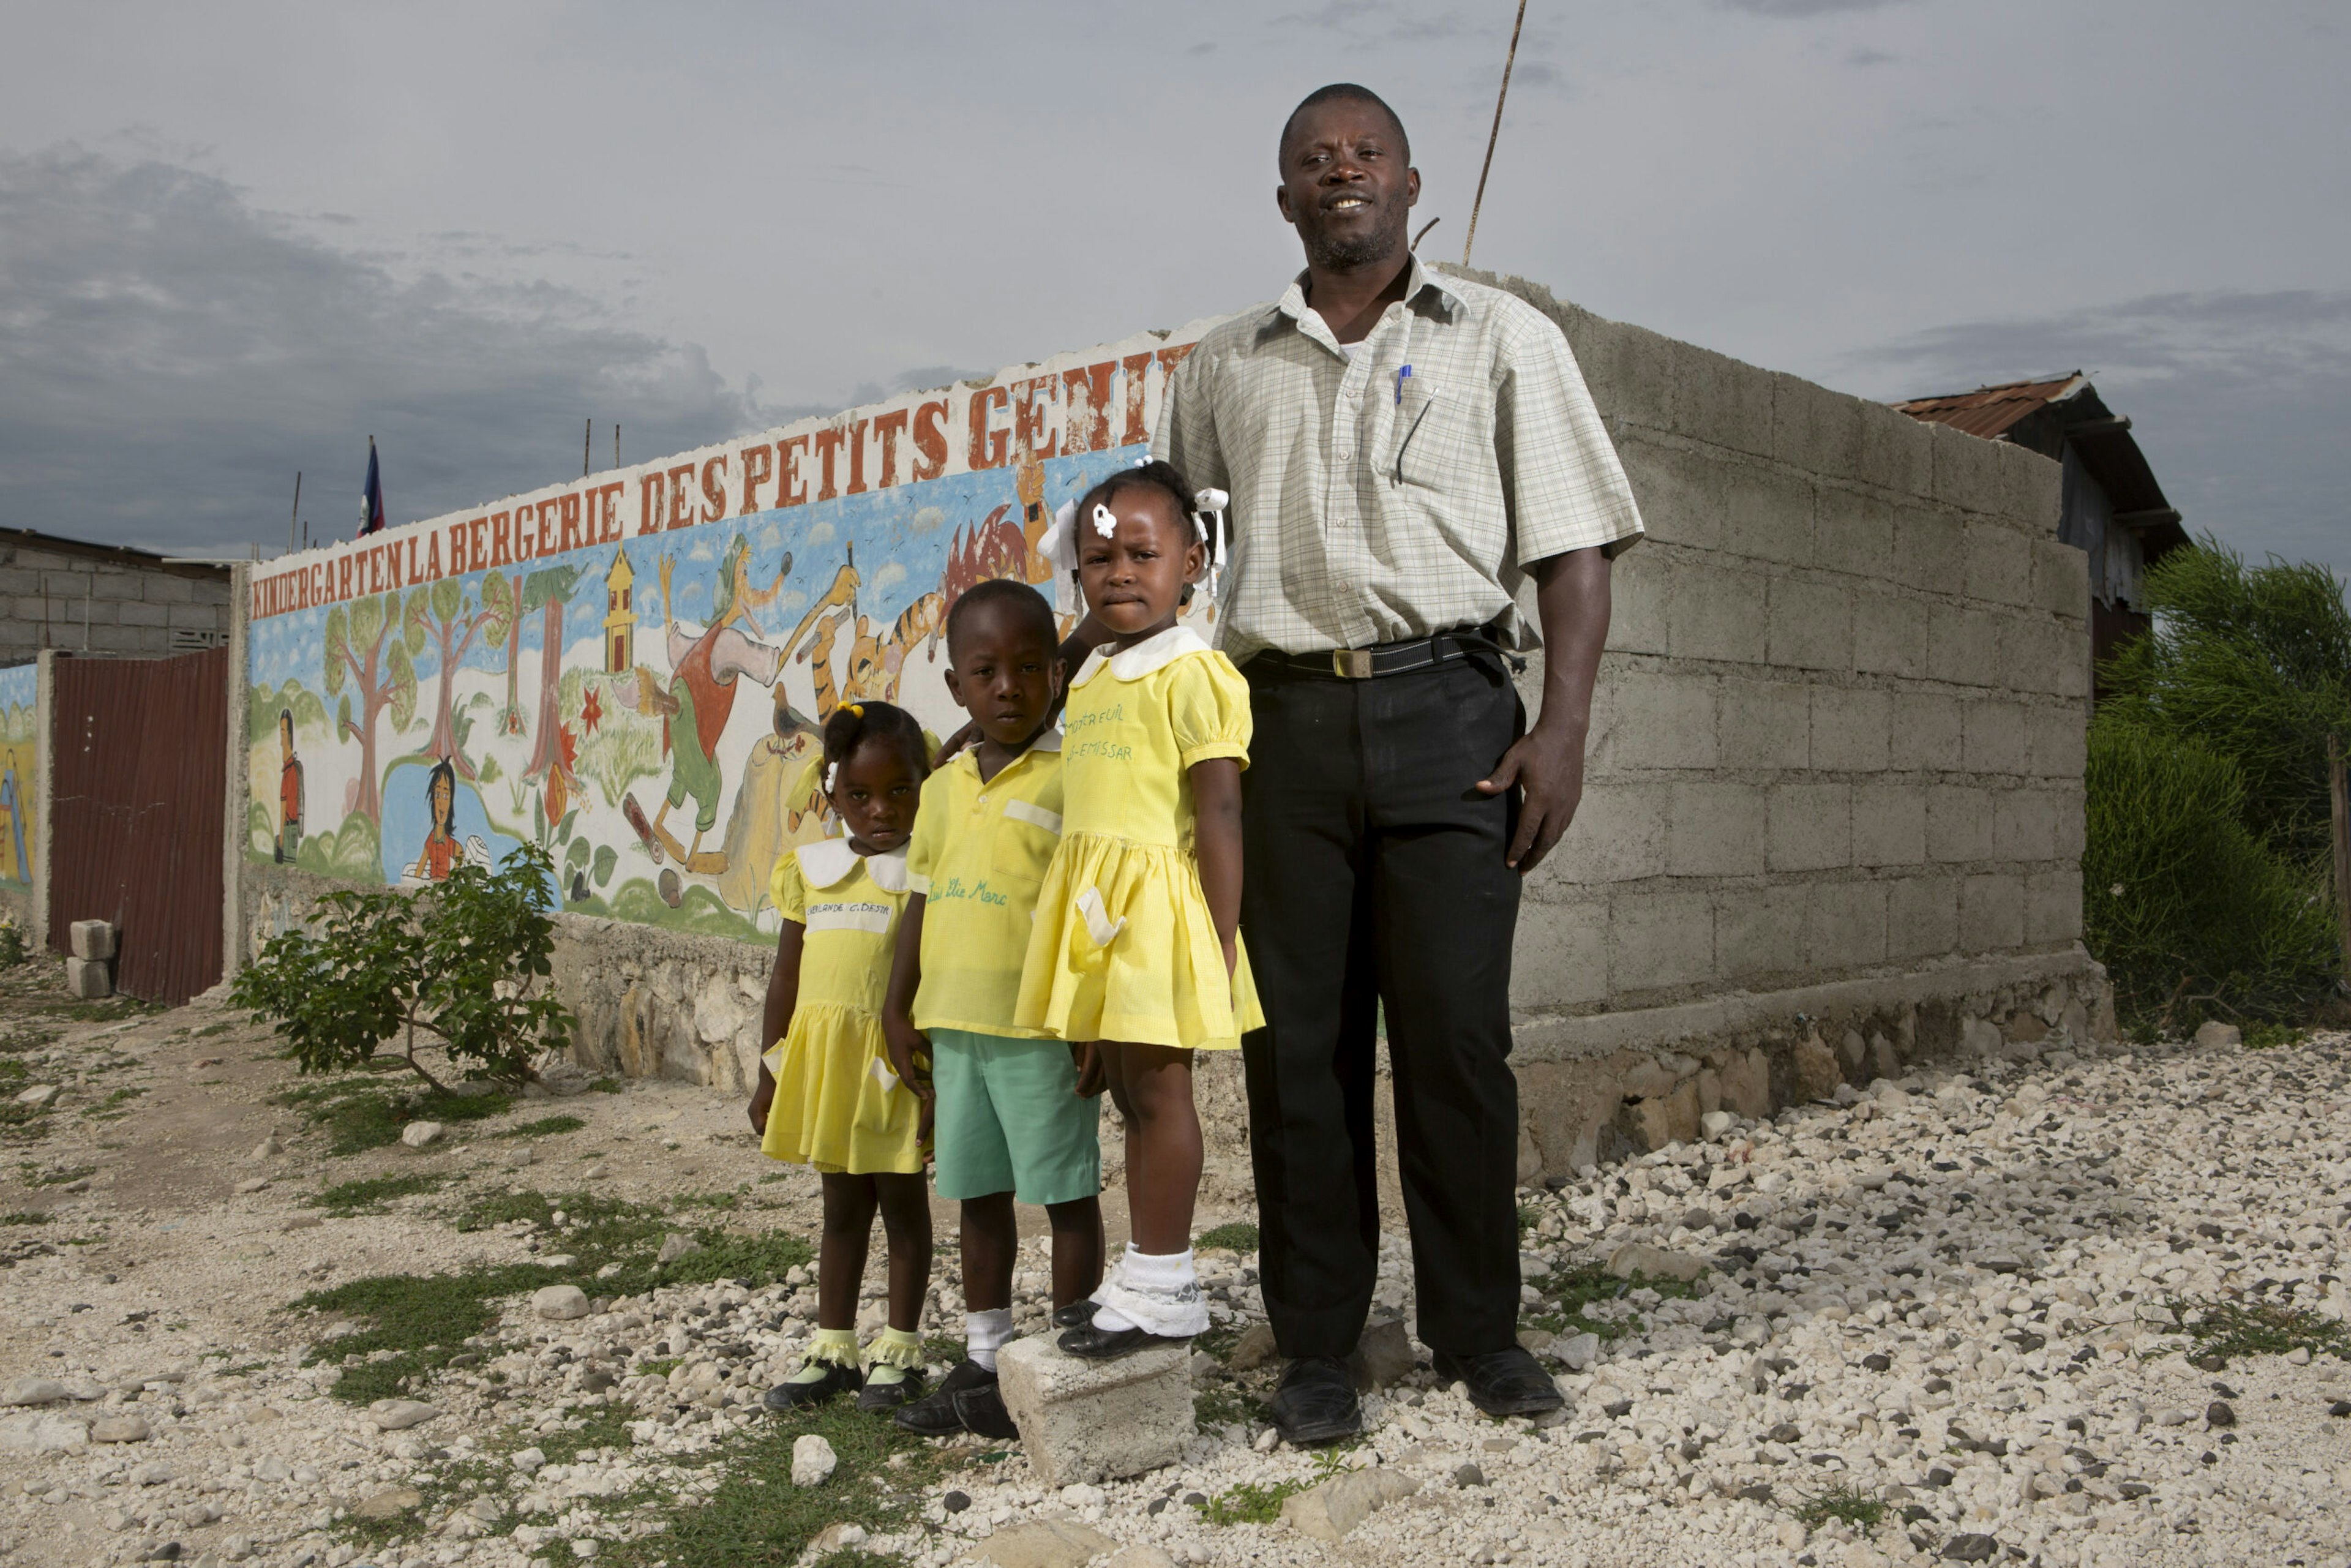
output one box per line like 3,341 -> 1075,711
797,839 -> 909,893
1072,624 -> 1212,687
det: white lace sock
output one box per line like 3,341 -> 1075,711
966,1308 -> 1014,1372
1089,1244 -> 1208,1337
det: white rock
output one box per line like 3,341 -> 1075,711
366,1399 -> 440,1431
1700,1110 -> 1737,1139
247,1136 -> 283,1161
400,1120 -> 444,1148
533,1285 -> 591,1320
790,1433 -> 836,1487
234,1177 -> 271,1195
1,1379 -> 69,1406
1557,1332 -> 1602,1372
511,1447 -> 546,1474
13,1084 -> 58,1106
1280,1468 -> 1420,1542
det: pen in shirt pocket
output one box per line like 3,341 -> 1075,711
1395,364 -> 1412,405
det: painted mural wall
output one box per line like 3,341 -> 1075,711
244,321 -> 1223,942
0,663 -> 33,890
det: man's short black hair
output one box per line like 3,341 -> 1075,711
1279,83 -> 1410,168
947,576 -> 1057,659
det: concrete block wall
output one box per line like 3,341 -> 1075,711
0,538 -> 233,666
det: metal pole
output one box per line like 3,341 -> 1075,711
615,424 -> 621,470
1462,0 -> 1529,269
290,471 -> 302,556
584,417 -> 593,478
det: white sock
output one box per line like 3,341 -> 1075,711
1090,1245 -> 1200,1335
966,1308 -> 1014,1372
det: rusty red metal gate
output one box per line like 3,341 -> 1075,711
46,649 -> 227,1005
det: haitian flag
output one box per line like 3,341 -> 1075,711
360,438 -> 386,536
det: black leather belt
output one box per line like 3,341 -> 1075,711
1248,623 -> 1521,681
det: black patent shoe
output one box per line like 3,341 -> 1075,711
1431,1345 -> 1564,1417
1050,1302 -> 1095,1330
763,1361 -> 862,1411
1269,1353 -> 1363,1446
894,1359 -> 1019,1439
1056,1321 -> 1189,1360
855,1366 -> 928,1412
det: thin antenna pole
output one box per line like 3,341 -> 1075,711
290,471 -> 302,555
1462,0 -> 1529,269
613,424 -> 620,470
1412,217 -> 1442,252
583,417 -> 592,478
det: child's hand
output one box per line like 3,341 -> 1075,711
932,719 -> 981,763
747,1065 -> 776,1138
883,1011 -> 936,1123
1070,1041 -> 1106,1098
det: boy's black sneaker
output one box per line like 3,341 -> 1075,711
893,1359 -> 1018,1439
762,1362 -> 861,1412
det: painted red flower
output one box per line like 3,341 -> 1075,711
581,686 -> 604,736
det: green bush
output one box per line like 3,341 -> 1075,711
232,842 -> 572,1091
2083,718 -> 2339,1032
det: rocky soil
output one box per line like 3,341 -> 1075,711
1,955 -> 2347,1568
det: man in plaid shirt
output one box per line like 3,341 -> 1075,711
1155,83 -> 1643,1443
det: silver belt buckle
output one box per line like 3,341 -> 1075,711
1332,647 -> 1374,680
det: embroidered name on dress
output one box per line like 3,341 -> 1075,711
806,901 -> 893,935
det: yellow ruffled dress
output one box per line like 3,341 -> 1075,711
760,839 -> 926,1174
1014,625 -> 1264,1051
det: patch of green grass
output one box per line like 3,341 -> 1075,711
501,1114 -> 587,1139
21,1163 -> 94,1187
1519,1204 -> 1542,1234
588,1077 -> 623,1093
2163,1297 -> 2351,1368
81,1086 -> 145,1122
192,1021 -> 234,1039
660,1231 -> 813,1289
2,1211 -> 51,1226
1193,1382 -> 1269,1433
1523,1262 -> 1701,1343
0,1025 -> 61,1054
292,1262 -> 568,1405
1792,1480 -> 1888,1531
2241,1021 -> 2306,1050
672,1190 -> 741,1210
450,1187 -> 808,1296
307,1172 -> 453,1217
637,1357 -> 680,1379
1194,1478 -> 1308,1525
528,1401 -> 642,1467
64,996 -> 159,1022
1194,1221 -> 1259,1252
271,1075 -> 514,1156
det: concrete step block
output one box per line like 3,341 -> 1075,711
64,958 -> 111,1001
69,921 -> 116,962
997,1335 -> 1191,1487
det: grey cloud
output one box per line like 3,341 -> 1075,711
0,146 -> 788,556
1715,0 -> 1913,14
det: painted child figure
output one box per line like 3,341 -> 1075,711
746,700 -> 934,1411
880,577 -> 1109,1437
1016,460 -> 1260,1358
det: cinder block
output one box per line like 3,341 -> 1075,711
144,574 -> 195,604
2050,784 -> 2085,858
1851,783 -> 1927,866
2031,539 -> 2089,619
1767,782 -> 1851,872
1803,879 -> 1888,969
1992,787 -> 2059,862
2027,706 -> 2087,779
1668,340 -> 1775,460
1605,549 -> 1670,656
1962,699 -> 2031,776
1717,679 -> 1811,770
1888,691 -> 1964,773
91,572 -> 142,601
1852,587 -> 1925,679
1721,466 -> 1817,568
65,958 -> 111,1000
1607,889 -> 1715,994
1888,506 -> 1965,594
1959,872 -> 2027,953
1885,877 -> 1958,958
1665,781 -> 1768,877
1715,887 -> 1804,980
1765,576 -> 1852,672
1855,400 -> 1934,500
1810,686 -> 1890,772
1599,670 -> 1718,771
189,578 -> 232,606
116,600 -> 170,628
1547,784 -> 1668,885
1997,441 -> 2063,532
1567,314 -> 1676,435
1927,421 -> 2008,513
167,602 -> 222,631
40,570 -> 92,598
0,568 -> 37,596
1813,490 -> 1894,580
1665,559 -> 1768,665
1926,604 -> 2001,688
1962,521 -> 2034,608
1615,435 -> 1729,552
997,1336 -> 1191,1485
1510,899 -> 1607,1010
2025,868 -> 2083,945
69,920 -> 115,961
1926,786 -> 1994,863
1769,372 -> 1865,482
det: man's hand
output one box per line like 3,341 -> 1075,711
883,1010 -> 936,1141
1476,720 -> 1586,873
932,719 -> 981,764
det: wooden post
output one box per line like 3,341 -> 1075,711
288,471 -> 301,556
2331,735 -> 2351,984
583,417 -> 592,478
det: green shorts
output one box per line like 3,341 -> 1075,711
928,1028 -> 1102,1207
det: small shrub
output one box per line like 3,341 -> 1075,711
501,1114 -> 585,1139
1793,1480 -> 1887,1530
1194,1221 -> 1259,1252
0,917 -> 25,968
308,1173 -> 451,1216
2162,1297 -> 2351,1368
1194,1479 -> 1307,1525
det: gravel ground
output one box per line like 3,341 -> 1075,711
1,964 -> 2347,1568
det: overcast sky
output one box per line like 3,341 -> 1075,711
1,1 -> 2344,578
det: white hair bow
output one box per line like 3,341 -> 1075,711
1192,487 -> 1229,604
1037,499 -> 1083,617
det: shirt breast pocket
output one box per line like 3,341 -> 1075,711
1392,383 -> 1475,490
992,800 -> 1062,884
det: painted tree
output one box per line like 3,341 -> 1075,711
405,577 -> 514,779
487,572 -> 527,738
323,590 -> 419,827
522,563 -> 588,790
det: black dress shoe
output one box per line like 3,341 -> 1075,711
855,1365 -> 928,1412
1050,1302 -> 1095,1330
763,1361 -> 862,1411
1431,1346 -> 1564,1417
1269,1354 -> 1363,1446
894,1359 -> 1019,1439
1056,1322 -> 1188,1360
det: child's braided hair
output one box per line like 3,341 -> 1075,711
820,699 -> 928,793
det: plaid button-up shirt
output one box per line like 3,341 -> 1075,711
1155,258 -> 1644,662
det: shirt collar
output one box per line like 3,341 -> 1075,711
1272,253 -> 1461,351
796,838 -> 909,893
1073,624 -> 1212,686
948,724 -> 1062,782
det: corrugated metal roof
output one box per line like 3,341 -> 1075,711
1891,374 -> 2088,440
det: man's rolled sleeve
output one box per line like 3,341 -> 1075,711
1494,310 -> 1645,568
1152,352 -> 1228,494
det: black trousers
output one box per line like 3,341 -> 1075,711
1238,653 -> 1525,1357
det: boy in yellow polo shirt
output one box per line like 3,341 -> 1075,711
883,579 -> 1105,1438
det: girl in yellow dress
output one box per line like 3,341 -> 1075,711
746,700 -> 934,1411
1016,459 -> 1261,1358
